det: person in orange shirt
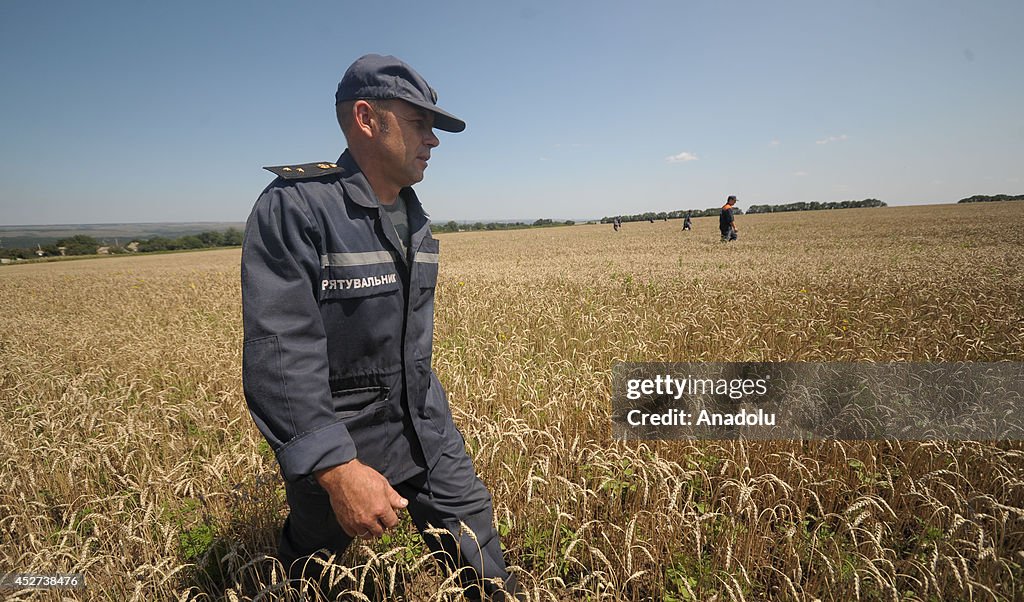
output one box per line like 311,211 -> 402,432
720,195 -> 739,242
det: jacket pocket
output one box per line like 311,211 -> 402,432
424,370 -> 451,435
332,386 -> 391,468
242,335 -> 285,416
331,385 -> 389,417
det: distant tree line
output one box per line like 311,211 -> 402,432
957,194 -> 1024,203
432,219 -> 575,233
135,228 -> 243,252
0,228 -> 243,260
746,199 -> 885,213
600,199 -> 886,223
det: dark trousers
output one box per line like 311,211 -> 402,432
278,431 -> 520,600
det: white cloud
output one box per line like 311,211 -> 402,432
770,139 -> 781,147
816,134 -> 848,145
793,171 -> 808,177
666,151 -> 699,163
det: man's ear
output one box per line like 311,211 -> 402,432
352,100 -> 376,138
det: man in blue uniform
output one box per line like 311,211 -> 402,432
241,54 -> 520,600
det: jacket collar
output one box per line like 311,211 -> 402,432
336,150 -> 378,209
337,150 -> 432,264
337,149 -> 430,222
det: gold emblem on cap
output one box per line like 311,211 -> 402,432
296,167 -> 305,173
317,163 -> 331,169
282,167 -> 292,171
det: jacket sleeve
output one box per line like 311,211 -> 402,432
240,184 -> 356,482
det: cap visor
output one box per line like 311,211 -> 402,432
405,98 -> 466,133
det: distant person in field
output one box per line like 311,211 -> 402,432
682,213 -> 692,231
613,216 -> 621,231
720,196 -> 739,242
241,54 -> 520,600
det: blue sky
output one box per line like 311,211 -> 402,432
1,1 -> 1021,225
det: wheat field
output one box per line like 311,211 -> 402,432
1,202 -> 1022,601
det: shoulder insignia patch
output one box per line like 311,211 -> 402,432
264,162 -> 345,180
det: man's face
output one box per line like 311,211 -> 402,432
375,100 -> 440,188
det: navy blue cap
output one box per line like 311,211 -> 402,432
336,54 -> 466,133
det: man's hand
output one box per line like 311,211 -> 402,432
315,460 -> 408,539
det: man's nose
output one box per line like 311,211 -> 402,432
425,129 -> 440,148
